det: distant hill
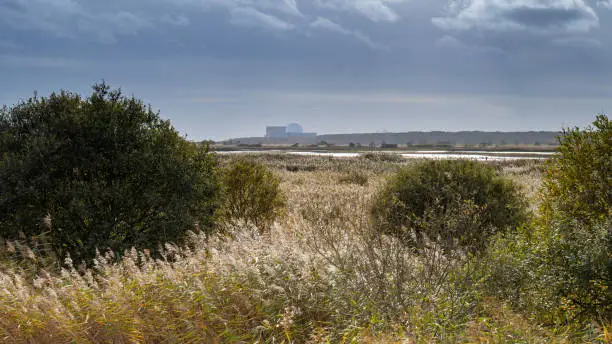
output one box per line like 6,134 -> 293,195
220,131 -> 560,147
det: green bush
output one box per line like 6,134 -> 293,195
540,114 -> 611,226
0,83 -> 221,263
220,159 -> 285,233
484,217 -> 611,324
484,115 -> 611,324
370,160 -> 528,252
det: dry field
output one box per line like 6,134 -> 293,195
1,154 -> 605,343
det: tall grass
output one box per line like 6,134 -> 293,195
0,155 -> 605,343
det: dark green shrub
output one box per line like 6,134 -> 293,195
220,159 -> 285,233
484,217 -> 611,324
484,115 -> 611,325
540,114 -> 611,226
370,160 -> 528,252
0,83 -> 221,263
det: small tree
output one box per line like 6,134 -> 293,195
0,83 -> 221,262
485,115 -> 611,323
220,159 -> 285,233
540,114 -> 611,226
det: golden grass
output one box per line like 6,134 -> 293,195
0,155 -> 604,343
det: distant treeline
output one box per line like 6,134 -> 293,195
221,131 -> 560,147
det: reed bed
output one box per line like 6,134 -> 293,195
0,155 -> 603,343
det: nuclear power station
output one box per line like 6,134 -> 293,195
266,123 -> 316,139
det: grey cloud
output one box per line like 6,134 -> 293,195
433,34 -> 505,56
230,7 -> 295,30
161,15 -> 190,26
0,0 -> 82,37
0,0 -> 151,43
157,0 -> 304,34
552,36 -> 603,48
2,0 -> 612,141
433,0 -> 599,35
256,0 -> 302,16
434,35 -> 465,48
597,0 -> 612,9
171,0 -> 302,17
309,17 -> 386,50
77,12 -> 150,44
0,0 -> 406,47
503,6 -> 595,31
312,0 -> 406,22
310,17 -> 349,32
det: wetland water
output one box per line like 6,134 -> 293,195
216,150 -> 554,161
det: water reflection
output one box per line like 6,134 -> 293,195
216,150 -> 552,161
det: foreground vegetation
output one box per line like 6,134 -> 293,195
0,84 -> 220,263
0,87 -> 609,343
0,155 -> 608,343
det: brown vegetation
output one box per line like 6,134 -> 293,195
1,154 -> 606,343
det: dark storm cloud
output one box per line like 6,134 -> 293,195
0,0 -> 151,43
503,6 -> 594,29
1,0 -> 612,140
432,0 -> 599,34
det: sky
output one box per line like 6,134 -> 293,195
1,0 -> 612,140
